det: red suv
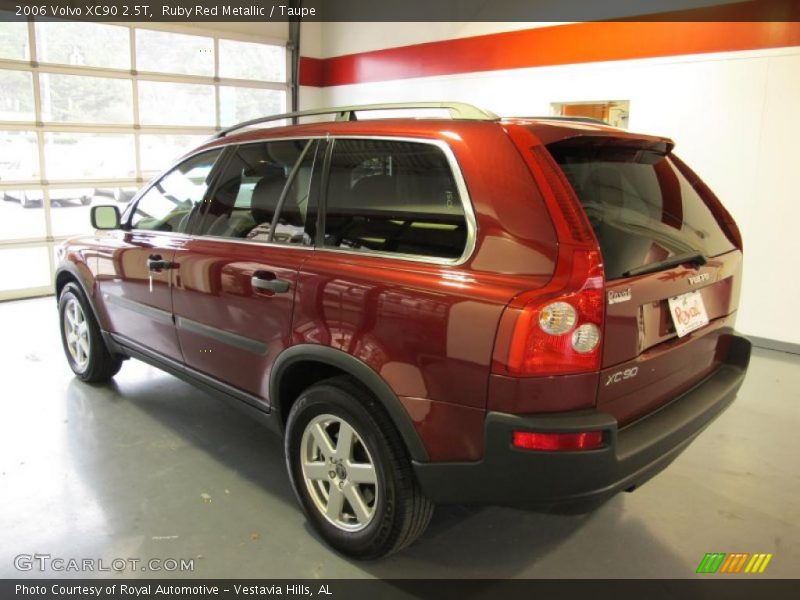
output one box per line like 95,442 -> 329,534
56,102 -> 750,559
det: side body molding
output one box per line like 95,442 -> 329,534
269,344 -> 430,462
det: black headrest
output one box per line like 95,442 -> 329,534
251,174 -> 287,222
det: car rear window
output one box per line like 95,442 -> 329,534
547,137 -> 735,280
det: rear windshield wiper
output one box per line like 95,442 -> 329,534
623,251 -> 707,278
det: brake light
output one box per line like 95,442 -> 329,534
502,249 -> 604,376
494,130 -> 606,377
512,430 -> 604,451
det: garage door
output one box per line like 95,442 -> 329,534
0,19 -> 289,300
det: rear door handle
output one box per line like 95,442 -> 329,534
147,255 -> 177,271
251,271 -> 290,294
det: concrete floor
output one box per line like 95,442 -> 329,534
0,296 -> 798,579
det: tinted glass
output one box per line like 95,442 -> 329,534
195,140 -> 315,245
547,138 -> 735,280
324,140 -> 467,260
129,150 -> 222,232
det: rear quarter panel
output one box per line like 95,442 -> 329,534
292,123 -> 559,460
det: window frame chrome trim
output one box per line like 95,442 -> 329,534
125,134 -> 478,266
317,135 -> 477,267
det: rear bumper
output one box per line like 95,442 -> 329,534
413,334 -> 751,510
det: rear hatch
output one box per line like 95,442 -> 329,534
546,135 -> 742,425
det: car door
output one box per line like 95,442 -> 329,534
171,138 -> 322,408
95,148 -> 224,361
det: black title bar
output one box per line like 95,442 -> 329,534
4,579 -> 800,600
0,0 -> 799,22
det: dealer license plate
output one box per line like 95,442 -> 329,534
668,290 -> 709,338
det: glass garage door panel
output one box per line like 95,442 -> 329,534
219,39 -> 285,82
50,188 -> 135,238
35,22 -> 130,69
1,22 -> 288,300
139,134 -> 209,177
0,130 -> 39,181
44,133 -> 136,180
0,246 -> 51,292
138,81 -> 215,126
40,74 -> 133,124
0,21 -> 30,60
136,29 -> 214,76
0,71 -> 34,121
0,188 -> 47,241
219,87 -> 286,126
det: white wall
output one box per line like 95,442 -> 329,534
302,24 -> 800,345
320,22 -> 563,57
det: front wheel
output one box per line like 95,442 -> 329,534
58,282 -> 123,383
285,377 -> 434,559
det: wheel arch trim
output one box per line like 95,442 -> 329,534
55,262 -> 102,324
270,344 -> 430,462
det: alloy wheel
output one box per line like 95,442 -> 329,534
300,413 -> 379,532
63,297 -> 90,371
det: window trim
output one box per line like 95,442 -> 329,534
122,134 -> 478,267
316,136 -> 478,267
188,137 -> 319,245
124,147 -> 226,233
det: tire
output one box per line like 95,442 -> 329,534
58,282 -> 123,383
285,376 -> 434,559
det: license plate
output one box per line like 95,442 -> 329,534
668,290 -> 709,337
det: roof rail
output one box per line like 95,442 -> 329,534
508,115 -> 610,126
215,102 -> 499,138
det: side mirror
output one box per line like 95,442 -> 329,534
91,205 -> 121,230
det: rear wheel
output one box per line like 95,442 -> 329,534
58,282 -> 122,383
285,377 -> 434,559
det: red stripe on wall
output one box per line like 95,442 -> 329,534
299,20 -> 800,87
299,56 -> 325,87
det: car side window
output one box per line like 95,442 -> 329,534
193,139 -> 317,246
129,149 -> 223,233
323,139 -> 468,260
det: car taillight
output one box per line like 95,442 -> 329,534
495,130 -> 606,377
512,430 -> 604,451
499,248 -> 604,376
